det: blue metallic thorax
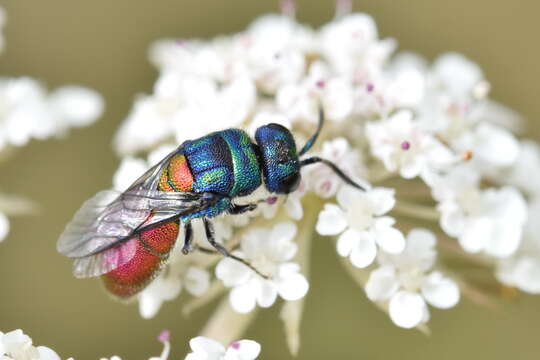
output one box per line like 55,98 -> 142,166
179,129 -> 262,221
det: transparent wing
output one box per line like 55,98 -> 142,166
57,148 -> 217,278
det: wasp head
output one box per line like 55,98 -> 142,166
255,123 -> 300,194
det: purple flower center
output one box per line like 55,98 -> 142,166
231,341 -> 241,350
316,80 -> 326,88
267,196 -> 278,205
158,330 -> 170,343
400,141 -> 411,151
366,83 -> 374,92
175,39 -> 186,46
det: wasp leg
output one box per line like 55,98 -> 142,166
181,222 -> 194,255
228,203 -> 257,215
203,218 -> 269,279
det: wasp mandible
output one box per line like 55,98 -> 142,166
57,108 -> 365,298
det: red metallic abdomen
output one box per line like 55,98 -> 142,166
102,219 -> 179,298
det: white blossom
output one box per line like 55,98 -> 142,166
0,77 -> 103,151
367,110 -> 453,178
307,137 -> 366,198
216,222 -> 308,313
366,229 -> 459,328
497,140 -> 540,196
185,337 -> 260,360
428,164 -> 528,258
0,329 -> 61,360
497,198 -> 540,293
317,186 -> 405,268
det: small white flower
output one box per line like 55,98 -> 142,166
366,110 -> 452,179
277,60 -> 352,124
306,137 -> 366,198
451,122 -> 519,169
431,53 -> 484,99
429,165 -> 528,257
216,222 -> 308,313
499,140 -> 540,196
366,229 -> 459,328
319,13 -> 394,81
185,337 -> 260,360
49,86 -> 105,128
0,77 -> 103,151
0,329 -> 61,360
316,186 -> 405,268
243,14 -> 312,94
497,198 -> 540,293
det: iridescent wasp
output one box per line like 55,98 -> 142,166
57,108 -> 365,298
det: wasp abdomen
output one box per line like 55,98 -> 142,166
102,218 -> 179,298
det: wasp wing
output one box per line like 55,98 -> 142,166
57,148 -> 217,278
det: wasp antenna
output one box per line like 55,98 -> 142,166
300,156 -> 366,191
298,106 -> 324,156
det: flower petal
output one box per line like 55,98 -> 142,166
421,271 -> 460,309
277,272 -> 309,301
349,231 -> 377,268
336,228 -> 359,257
189,336 -> 226,357
389,291 -> 426,328
224,340 -> 261,360
368,187 -> 396,216
37,346 -> 61,360
256,280 -> 278,308
229,283 -> 257,314
316,203 -> 347,235
365,266 -> 400,301
374,226 -> 405,254
216,257 -> 252,287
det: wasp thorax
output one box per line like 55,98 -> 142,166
255,123 -> 301,194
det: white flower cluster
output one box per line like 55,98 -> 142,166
111,4 -> 539,341
0,78 -> 104,152
0,7 -> 104,244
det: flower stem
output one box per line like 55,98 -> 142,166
182,280 -> 226,316
0,193 -> 39,216
392,200 -> 440,221
199,297 -> 259,345
280,195 -> 319,356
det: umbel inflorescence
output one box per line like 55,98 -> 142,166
108,4 -> 540,351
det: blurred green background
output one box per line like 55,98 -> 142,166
1,0 -> 540,359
